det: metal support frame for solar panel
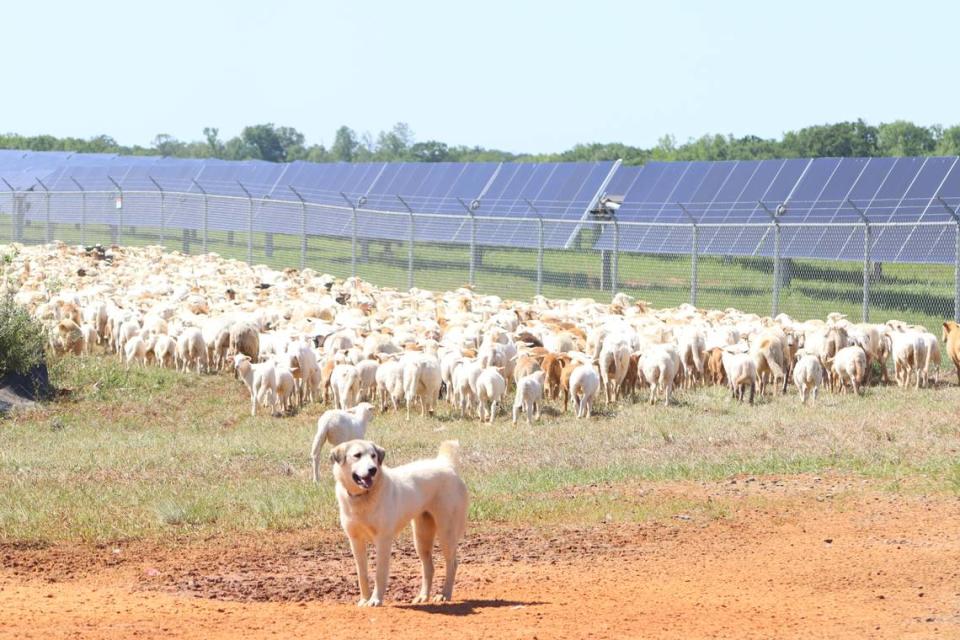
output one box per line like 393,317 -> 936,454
936,196 -> 960,322
563,159 -> 622,250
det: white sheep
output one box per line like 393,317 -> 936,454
639,347 -> 677,406
310,402 -> 376,482
124,335 -> 148,368
234,354 -> 277,417
403,354 -> 442,419
176,327 -> 207,374
330,363 -> 361,410
831,345 -> 867,395
569,363 -> 600,418
792,353 -> 823,405
476,366 -> 507,423
512,370 -> 545,425
721,347 -> 757,404
374,358 -> 405,412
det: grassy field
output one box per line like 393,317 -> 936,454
2,215 -> 955,334
1,354 -> 959,544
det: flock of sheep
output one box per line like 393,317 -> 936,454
6,242 -> 960,432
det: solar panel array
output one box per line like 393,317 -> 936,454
593,157 -> 960,264
2,150 -> 959,262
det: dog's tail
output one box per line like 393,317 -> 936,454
437,440 -> 461,469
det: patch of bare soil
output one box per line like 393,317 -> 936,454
2,476 -> 959,639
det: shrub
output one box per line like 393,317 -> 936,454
0,294 -> 46,377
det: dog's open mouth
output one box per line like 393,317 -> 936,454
352,472 -> 375,489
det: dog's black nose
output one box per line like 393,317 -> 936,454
368,467 -> 377,477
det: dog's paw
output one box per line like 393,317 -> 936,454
432,594 -> 450,603
360,596 -> 382,607
411,594 -> 429,604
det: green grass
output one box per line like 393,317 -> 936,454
1,214 -> 954,334
1,354 -> 959,544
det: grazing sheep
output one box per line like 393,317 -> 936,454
721,347 -> 757,404
309,402 -> 376,482
274,364 -> 297,414
151,334 -> 177,369
124,335 -> 148,368
512,370 -> 545,425
375,358 -> 405,412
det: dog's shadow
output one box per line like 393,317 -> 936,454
396,599 -> 544,617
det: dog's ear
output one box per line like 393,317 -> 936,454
329,444 -> 346,465
374,444 -> 386,466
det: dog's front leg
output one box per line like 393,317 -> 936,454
362,536 -> 393,607
349,537 -> 372,605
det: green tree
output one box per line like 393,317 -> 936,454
240,124 -> 305,162
935,125 -> 960,156
203,127 -> 224,157
152,134 -> 184,157
410,140 -> 449,162
331,126 -> 359,162
375,122 -> 415,160
877,120 -> 937,157
781,120 -> 879,157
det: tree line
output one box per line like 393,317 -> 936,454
4,119 -> 960,165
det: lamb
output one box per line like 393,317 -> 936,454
792,353 -> 824,405
309,402 -> 376,482
452,358 -> 483,418
512,370 -> 545,425
274,364 -> 297,415
598,338 -> 631,402
330,363 -> 361,410
233,354 -> 277,417
355,358 -> 379,402
476,366 -> 507,423
151,334 -> 177,369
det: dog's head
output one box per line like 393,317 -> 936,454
330,439 -> 385,495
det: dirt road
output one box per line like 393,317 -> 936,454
2,477 -> 958,639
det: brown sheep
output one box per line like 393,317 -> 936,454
513,355 -> 542,381
943,321 -> 960,385
540,353 -> 568,400
228,322 -> 260,363
707,347 -> 726,386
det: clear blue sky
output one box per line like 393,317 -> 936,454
4,1 -> 957,153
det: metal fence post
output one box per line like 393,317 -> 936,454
847,200 -> 871,322
611,220 -> 619,295
70,177 -> 86,247
396,195 -> 415,290
108,176 -> 123,245
149,176 -> 165,247
35,178 -> 51,243
772,221 -> 781,316
457,198 -> 479,287
237,181 -> 253,264
340,192 -> 358,277
677,203 -> 699,306
192,179 -> 208,253
0,178 -> 15,242
524,198 -> 544,296
938,197 -> 960,322
289,186 -> 307,270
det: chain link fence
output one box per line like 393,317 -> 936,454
2,186 -> 958,330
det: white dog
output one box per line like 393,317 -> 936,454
329,439 -> 468,607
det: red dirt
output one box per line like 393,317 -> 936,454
2,476 -> 959,639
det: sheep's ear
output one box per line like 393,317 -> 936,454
374,445 -> 386,466
329,444 -> 346,465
